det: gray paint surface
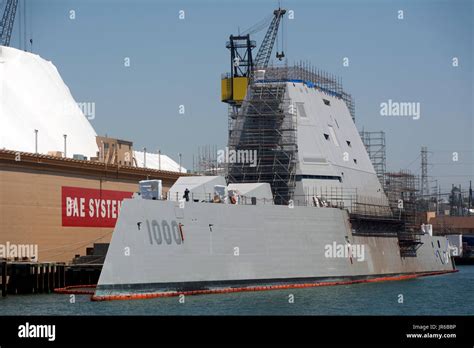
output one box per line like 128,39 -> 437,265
96,199 -> 453,296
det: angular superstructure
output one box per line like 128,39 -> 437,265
227,64 -> 384,210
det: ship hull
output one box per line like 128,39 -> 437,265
94,199 -> 455,299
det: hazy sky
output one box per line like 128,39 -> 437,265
8,0 -> 473,192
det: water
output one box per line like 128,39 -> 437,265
1,266 -> 473,315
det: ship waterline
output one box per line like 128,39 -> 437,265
94,199 -> 454,299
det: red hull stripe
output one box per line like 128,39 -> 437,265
87,269 -> 458,302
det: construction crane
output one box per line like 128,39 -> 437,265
0,0 -> 18,47
254,8 -> 286,68
221,7 -> 286,107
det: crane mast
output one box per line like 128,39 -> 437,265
0,0 -> 18,47
221,7 -> 286,107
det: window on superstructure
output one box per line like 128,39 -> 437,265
346,140 -> 352,147
323,99 -> 330,106
296,103 -> 307,118
324,133 -> 329,140
353,159 -> 357,164
328,125 -> 339,147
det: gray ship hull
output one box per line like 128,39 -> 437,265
94,198 -> 455,299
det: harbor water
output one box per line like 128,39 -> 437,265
1,266 -> 472,316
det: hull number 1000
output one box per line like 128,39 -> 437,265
145,219 -> 183,245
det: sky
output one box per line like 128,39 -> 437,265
7,0 -> 474,193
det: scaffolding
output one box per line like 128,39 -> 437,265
193,145 -> 224,175
226,63 -> 356,204
421,146 -> 429,197
384,170 -> 419,207
252,62 -> 356,121
384,170 -> 422,257
227,82 -> 297,205
359,131 -> 386,187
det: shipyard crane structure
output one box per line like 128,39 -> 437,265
221,7 -> 286,106
0,0 -> 18,47
254,8 -> 286,68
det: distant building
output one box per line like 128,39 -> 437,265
94,136 -> 134,167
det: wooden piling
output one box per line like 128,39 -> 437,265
61,265 -> 66,287
48,264 -> 54,292
51,265 -> 54,290
16,264 -> 25,294
44,264 -> 50,293
54,264 -> 59,290
33,264 -> 38,294
60,265 -> 64,287
9,263 -> 16,295
1,261 -> 6,297
38,264 -> 44,293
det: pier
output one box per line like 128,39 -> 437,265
0,261 -> 101,297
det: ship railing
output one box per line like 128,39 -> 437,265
167,189 -> 393,218
252,65 -> 345,99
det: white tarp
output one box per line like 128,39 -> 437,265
133,150 -> 186,173
168,176 -> 226,201
227,182 -> 274,204
0,46 -> 98,158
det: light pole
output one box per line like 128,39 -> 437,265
178,153 -> 182,173
143,147 -> 147,168
63,134 -> 67,158
158,149 -> 161,171
34,129 -> 38,154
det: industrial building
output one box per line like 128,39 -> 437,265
0,41 -> 187,262
0,149 -> 185,262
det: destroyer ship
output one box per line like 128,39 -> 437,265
93,8 -> 455,301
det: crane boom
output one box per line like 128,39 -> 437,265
0,0 -> 18,47
254,8 -> 286,68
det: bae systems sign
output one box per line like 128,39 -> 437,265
61,186 -> 133,227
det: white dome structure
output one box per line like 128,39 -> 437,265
0,46 -> 98,158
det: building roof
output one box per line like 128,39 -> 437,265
0,149 -> 188,183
